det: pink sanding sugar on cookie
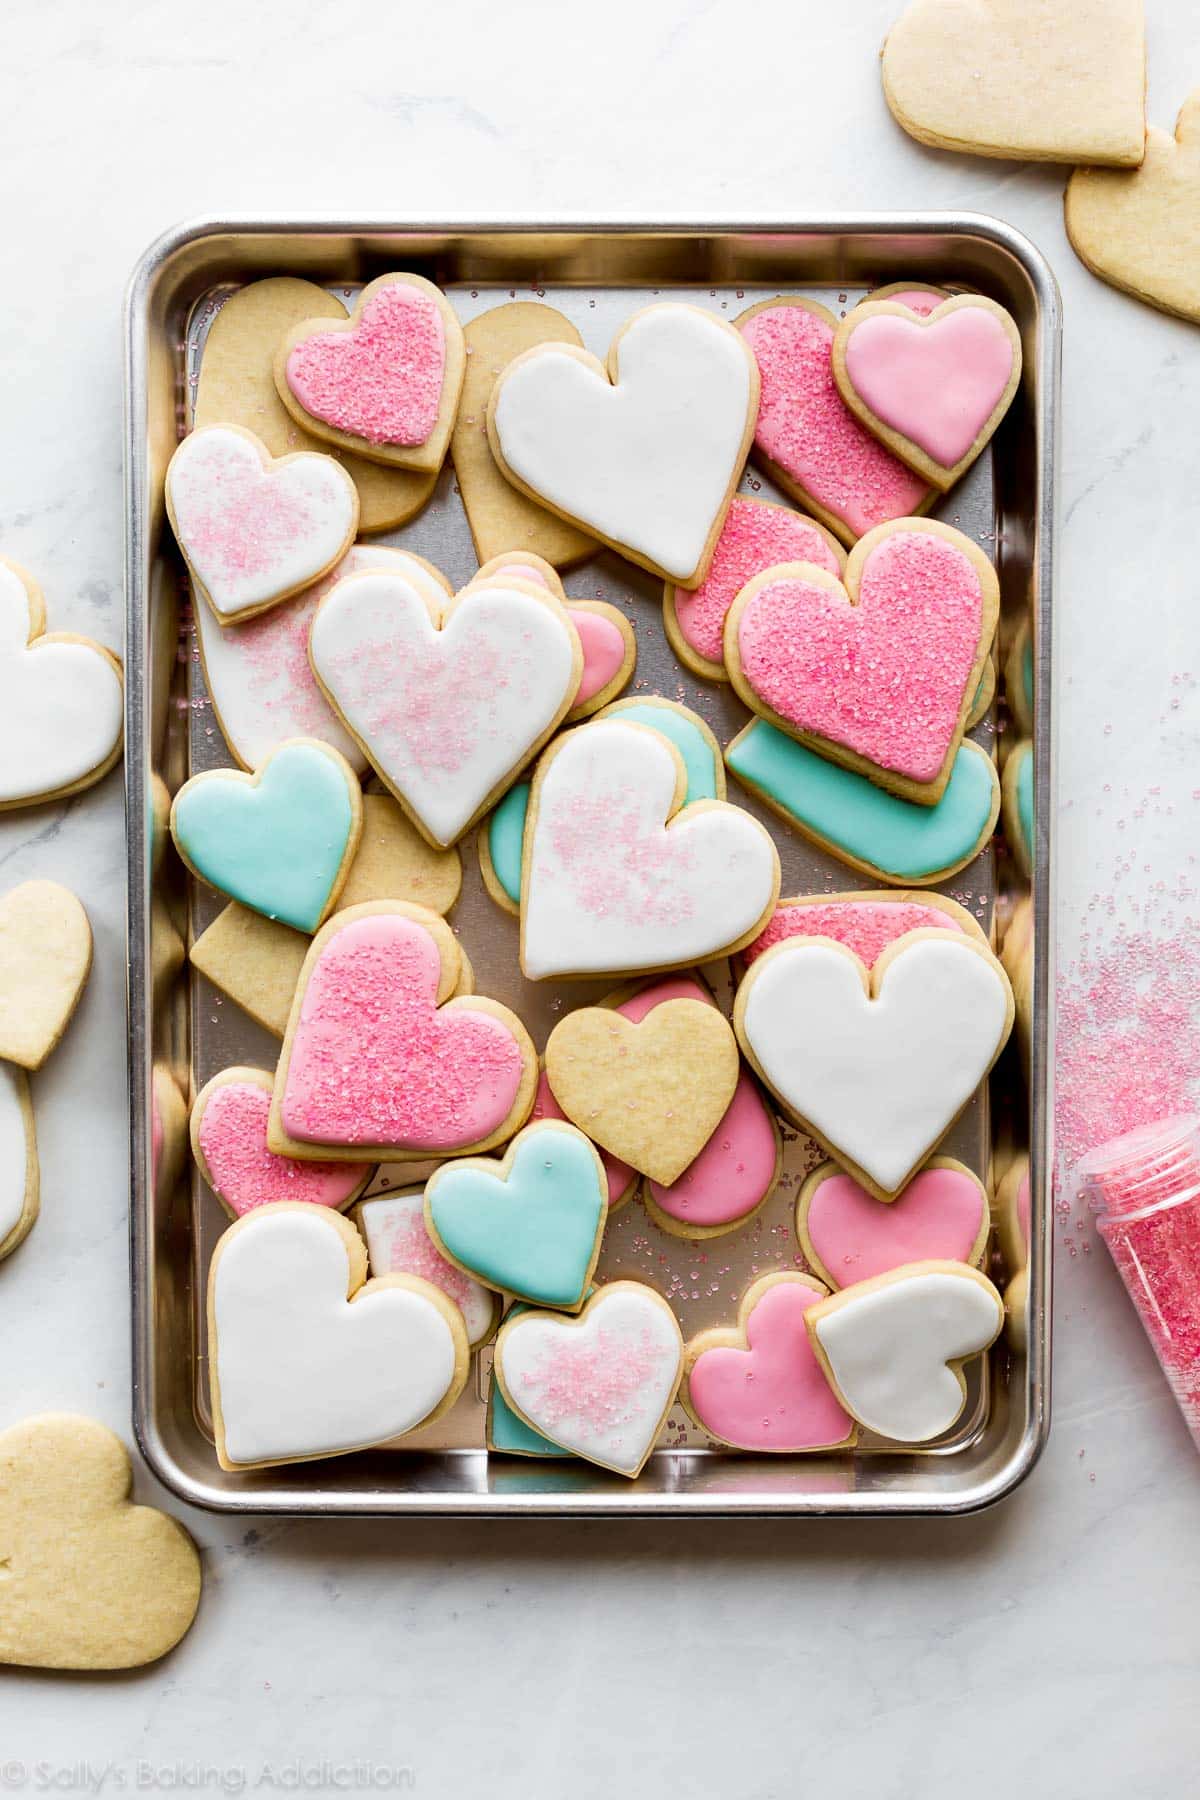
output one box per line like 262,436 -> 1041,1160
281,914 -> 524,1150
515,1325 -> 671,1433
542,785 -> 698,932
739,305 -> 929,538
735,531 -> 984,782
286,284 -> 446,448
671,497 -> 842,667
531,1070 -> 632,1206
745,899 -> 963,968
175,439 -> 333,585
199,1082 -> 369,1216
370,1202 -> 481,1313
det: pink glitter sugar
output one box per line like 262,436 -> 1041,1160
177,442 -> 326,583
518,1325 -> 669,1433
671,496 -> 842,666
229,588 -> 333,734
376,1205 -> 478,1313
286,284 -> 445,447
735,532 -> 983,781
745,899 -> 963,968
199,1082 -> 368,1215
542,783 -> 696,929
738,305 -> 930,537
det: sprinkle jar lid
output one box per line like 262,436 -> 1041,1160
1077,1113 -> 1200,1219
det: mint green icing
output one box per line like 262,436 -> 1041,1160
1017,747 -> 1034,866
489,1314 -> 567,1457
173,743 -> 354,932
610,703 -> 718,803
727,723 -> 996,880
427,1127 -> 604,1307
1022,639 -> 1034,712
487,781 -> 529,907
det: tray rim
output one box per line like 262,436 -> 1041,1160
124,211 -> 1059,1517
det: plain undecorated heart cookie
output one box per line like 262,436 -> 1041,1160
310,567 -> 582,849
452,303 -> 597,568
191,1067 -> 374,1219
468,552 -> 636,723
735,928 -> 1013,1200
724,518 -> 999,804
0,1063 -> 38,1264
882,0 -> 1146,167
0,880 -> 91,1069
356,1189 -> 500,1349
275,272 -> 465,474
0,559 -> 123,809
194,276 -> 436,533
0,1414 -> 200,1670
797,1156 -> 989,1289
208,1203 -> 470,1470
1066,93 -> 1200,325
488,302 -> 759,586
493,1281 -> 683,1477
682,1273 -> 856,1453
806,1261 -> 1004,1443
166,425 -> 359,623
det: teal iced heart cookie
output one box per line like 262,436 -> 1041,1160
425,1122 -> 606,1309
170,739 -> 360,932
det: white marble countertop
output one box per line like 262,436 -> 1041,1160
2,1 -> 1199,1792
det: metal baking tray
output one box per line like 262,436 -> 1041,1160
125,217 -> 1058,1515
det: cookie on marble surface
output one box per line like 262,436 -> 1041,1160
0,880 -> 91,1069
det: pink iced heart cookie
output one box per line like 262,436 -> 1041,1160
742,889 -> 982,970
734,297 -> 932,546
275,272 -> 466,474
726,519 -> 999,803
468,552 -> 635,722
833,295 -> 1022,490
662,495 -> 845,683
270,902 -> 536,1162
798,1157 -> 989,1290
191,1068 -> 373,1219
683,1273 -> 856,1452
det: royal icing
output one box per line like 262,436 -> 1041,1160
310,572 -> 577,847
687,1279 -> 854,1451
285,281 -> 446,447
726,724 -> 997,881
488,1301 -> 577,1457
212,1207 -> 460,1465
279,912 -> 526,1153
745,899 -> 965,968
668,496 -> 842,671
531,1070 -> 632,1207
196,1077 -> 370,1217
0,1064 -> 30,1245
487,781 -> 531,909
843,305 -> 1016,469
171,742 -> 357,933
358,1190 -> 496,1345
810,1268 -> 1003,1442
877,288 -> 945,316
523,719 -> 777,979
167,427 -> 357,619
194,545 -> 446,772
740,936 -> 1010,1193
571,610 -> 629,706
802,1164 -> 987,1286
732,531 -> 986,783
495,1284 -> 683,1476
491,304 -> 755,581
604,702 -> 721,802
737,305 -> 929,538
425,1124 -> 605,1309
0,563 -> 122,805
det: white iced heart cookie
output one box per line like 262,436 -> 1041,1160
806,1262 -> 1004,1442
166,425 -> 359,622
310,569 -> 582,848
487,303 -> 759,586
208,1203 -> 469,1470
493,1282 -> 684,1477
735,930 -> 1013,1200
0,559 -> 123,810
521,718 -> 780,980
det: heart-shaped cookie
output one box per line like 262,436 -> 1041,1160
726,520 -> 999,803
833,297 -> 1022,489
488,302 -> 758,586
191,1068 -> 373,1219
521,717 -> 779,979
166,425 -> 359,622
0,1415 -> 200,1669
0,1063 -> 38,1264
357,1189 -> 500,1349
468,552 -> 635,723
545,995 -> 739,1186
0,559 -> 123,809
208,1203 -> 470,1469
275,272 -> 466,472
682,1273 -> 856,1452
493,1281 -> 684,1477
1067,92 -> 1200,325
310,568 -> 581,848
528,1067 -> 635,1208
170,738 -> 362,933
271,903 -> 535,1162
735,930 -> 1013,1200
798,1157 -> 989,1289
0,880 -> 91,1069
734,299 -> 933,546
806,1261 -> 1004,1442
663,495 -> 845,682
425,1121 -> 606,1310
742,888 -> 981,971
882,0 -> 1146,167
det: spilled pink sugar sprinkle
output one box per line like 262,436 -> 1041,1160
286,284 -> 445,446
